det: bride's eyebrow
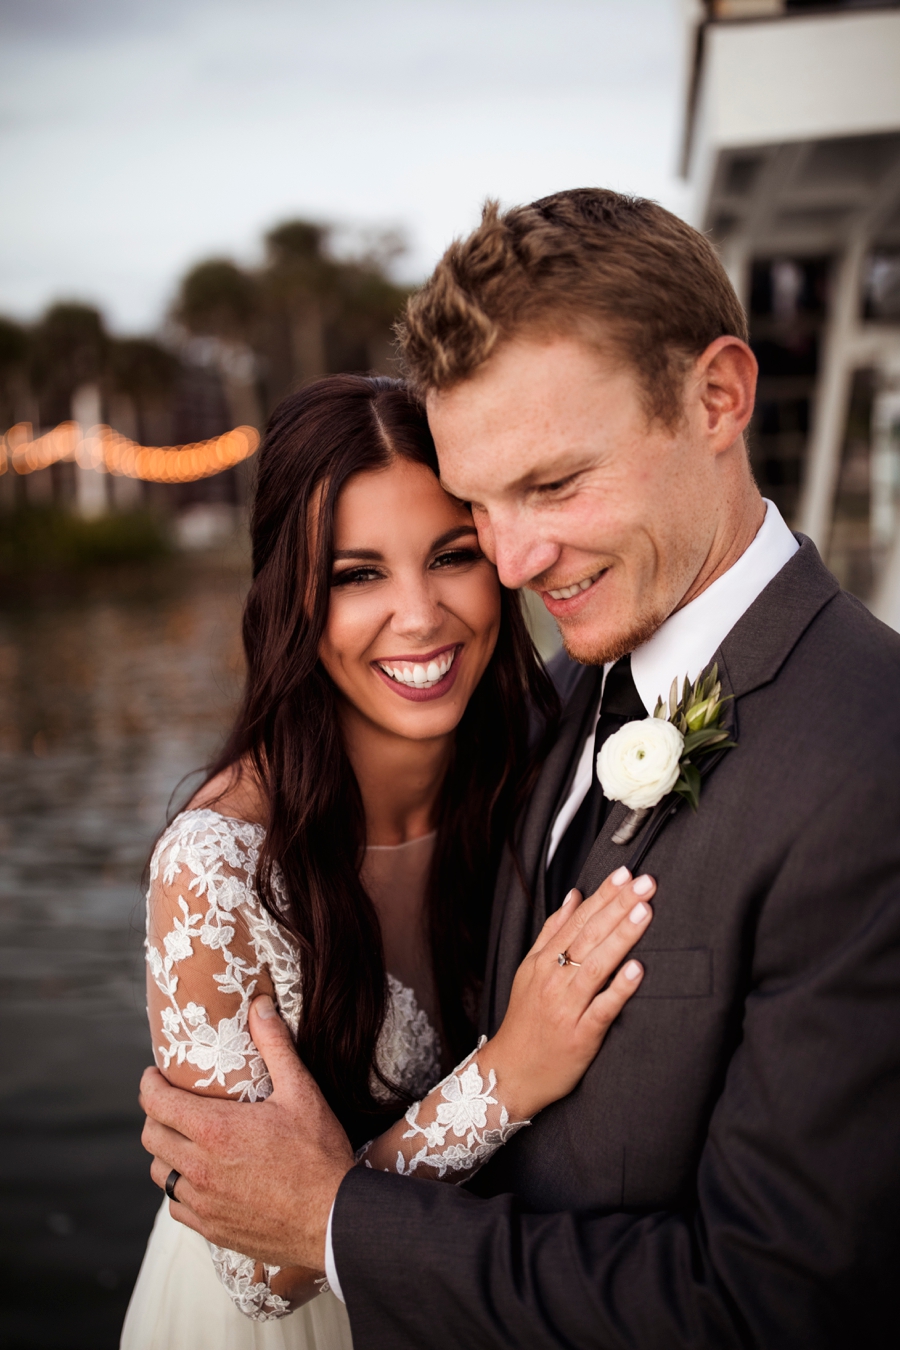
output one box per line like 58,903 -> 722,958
333,526 -> 477,562
333,548 -> 382,561
430,525 -> 479,550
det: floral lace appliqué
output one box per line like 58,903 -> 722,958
208,1249 -> 293,1322
146,813 -> 287,1102
145,808 -> 441,1320
358,1037 -> 531,1181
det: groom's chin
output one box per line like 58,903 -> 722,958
559,608 -> 667,668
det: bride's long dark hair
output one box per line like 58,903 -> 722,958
204,374 -> 557,1140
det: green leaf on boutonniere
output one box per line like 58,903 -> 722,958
653,663 -> 736,812
681,727 -> 733,755
673,759 -> 701,810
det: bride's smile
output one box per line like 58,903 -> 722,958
373,642 -> 461,698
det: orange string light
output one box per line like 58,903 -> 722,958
0,422 -> 259,484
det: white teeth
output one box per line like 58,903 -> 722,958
378,650 -> 456,689
548,573 -> 600,600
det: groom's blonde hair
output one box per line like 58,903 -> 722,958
397,188 -> 748,428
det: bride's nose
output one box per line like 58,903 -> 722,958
388,573 -> 443,642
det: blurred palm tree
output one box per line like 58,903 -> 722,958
108,337 -> 181,444
0,316 -> 30,430
29,303 -> 108,426
176,259 -> 261,343
263,221 -> 334,394
174,218 -> 411,416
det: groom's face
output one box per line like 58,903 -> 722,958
429,333 -> 727,665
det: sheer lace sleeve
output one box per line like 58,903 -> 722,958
145,808 -> 315,1321
356,1037 -> 531,1182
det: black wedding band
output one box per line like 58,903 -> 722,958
165,1168 -> 181,1202
557,951 -> 582,968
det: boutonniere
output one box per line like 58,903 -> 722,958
597,665 -> 736,845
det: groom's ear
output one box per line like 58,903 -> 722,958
692,336 -> 757,453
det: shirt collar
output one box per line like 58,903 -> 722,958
629,500 -> 799,716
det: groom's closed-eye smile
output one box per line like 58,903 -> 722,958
430,331 -> 763,666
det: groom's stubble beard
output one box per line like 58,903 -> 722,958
558,603 -> 669,668
549,531 -> 705,667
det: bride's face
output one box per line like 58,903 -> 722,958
318,456 -> 501,743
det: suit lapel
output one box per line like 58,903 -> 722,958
716,534 -> 838,699
484,663 -> 602,1031
576,536 -> 838,895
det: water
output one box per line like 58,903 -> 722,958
0,554 -> 248,1349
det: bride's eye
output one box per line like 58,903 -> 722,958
331,566 -> 383,587
431,547 -> 482,571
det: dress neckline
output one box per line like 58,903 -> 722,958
179,808 -> 437,855
365,831 -> 437,853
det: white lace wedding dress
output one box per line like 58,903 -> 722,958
121,810 -> 528,1349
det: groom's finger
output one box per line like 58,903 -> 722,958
142,1115 -> 203,1179
139,1065 -> 231,1141
149,1153 -> 201,1209
147,1158 -> 212,1236
247,995 -> 316,1105
165,1197 -> 207,1237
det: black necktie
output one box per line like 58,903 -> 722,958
545,654 -> 647,913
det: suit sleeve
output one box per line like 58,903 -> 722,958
332,780 -> 900,1350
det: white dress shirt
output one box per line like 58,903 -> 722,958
325,1202 -> 343,1301
326,498 -> 798,1300
546,500 -> 798,864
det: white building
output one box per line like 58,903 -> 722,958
682,0 -> 900,627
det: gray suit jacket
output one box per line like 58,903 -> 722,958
333,538 -> 900,1348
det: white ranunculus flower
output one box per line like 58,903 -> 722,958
597,717 -> 685,811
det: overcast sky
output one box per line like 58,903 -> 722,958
0,0 -> 690,334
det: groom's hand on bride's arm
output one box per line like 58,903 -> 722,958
139,995 -> 354,1272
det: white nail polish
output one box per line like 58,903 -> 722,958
632,875 -> 653,896
629,902 -> 648,924
611,866 -> 630,886
563,888 -> 578,906
624,960 -> 642,981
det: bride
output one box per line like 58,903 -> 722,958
121,375 -> 654,1348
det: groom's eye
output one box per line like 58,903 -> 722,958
537,473 -> 579,495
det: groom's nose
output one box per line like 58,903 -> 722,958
481,510 -> 561,591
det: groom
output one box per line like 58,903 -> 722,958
141,189 -> 900,1346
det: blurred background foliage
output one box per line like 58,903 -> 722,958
0,508 -> 170,578
0,216 -> 411,445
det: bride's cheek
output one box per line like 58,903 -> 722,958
460,567 -> 502,637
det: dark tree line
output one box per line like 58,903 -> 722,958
0,219 -> 411,443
